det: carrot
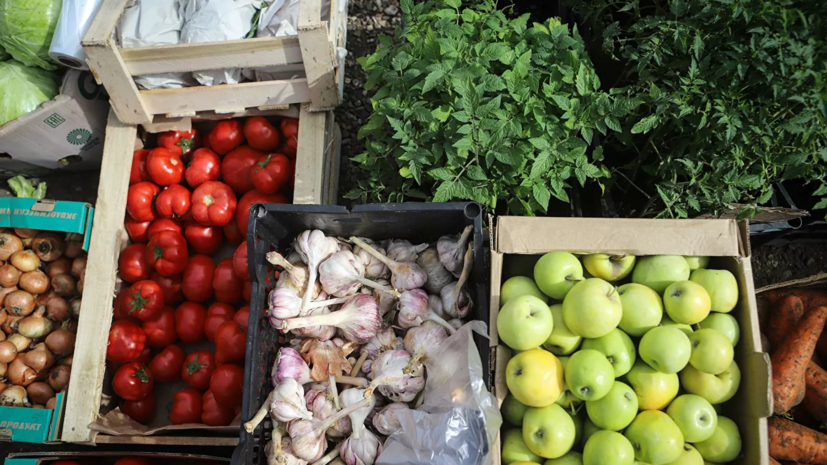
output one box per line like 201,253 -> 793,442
768,295 -> 805,351
769,458 -> 781,465
765,288 -> 827,309
772,306 -> 827,414
769,416 -> 827,464
805,361 -> 827,423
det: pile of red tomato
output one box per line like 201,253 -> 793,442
107,116 -> 296,427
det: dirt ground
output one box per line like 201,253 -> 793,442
752,238 -> 827,288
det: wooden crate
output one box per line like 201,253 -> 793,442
82,0 -> 348,125
61,106 -> 339,444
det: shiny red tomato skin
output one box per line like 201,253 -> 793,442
123,280 -> 165,322
125,217 -> 151,243
119,243 -> 151,283
209,364 -> 244,407
158,129 -> 200,157
148,218 -> 184,239
201,390 -> 235,426
204,303 -> 235,343
169,387 -> 203,425
114,289 -> 140,323
223,220 -> 244,245
156,184 -> 192,219
208,120 -> 244,155
127,182 -> 161,222
182,350 -> 216,390
243,117 -> 281,152
250,153 -> 292,194
113,362 -> 154,401
280,119 -> 299,158
221,146 -> 263,194
191,181 -> 237,227
185,148 -> 221,188
175,302 -> 207,344
232,241 -> 250,281
215,321 -> 246,365
107,320 -> 146,363
141,306 -> 177,348
146,231 -> 189,276
182,255 -> 216,302
243,280 -> 251,302
121,391 -> 157,424
147,147 -> 185,186
236,191 -> 287,236
152,271 -> 184,305
183,222 -> 222,255
135,347 -> 152,366
213,258 -> 243,304
114,458 -> 156,465
130,149 -> 152,185
234,305 -> 250,329
149,344 -> 185,383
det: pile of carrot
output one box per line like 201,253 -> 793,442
761,288 -> 827,464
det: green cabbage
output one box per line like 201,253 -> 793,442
0,0 -> 62,70
0,60 -> 59,125
0,46 -> 9,61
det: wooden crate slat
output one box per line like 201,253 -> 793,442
83,0 -> 129,43
298,0 -> 340,111
293,107 -> 330,204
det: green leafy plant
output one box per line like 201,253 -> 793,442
8,175 -> 46,199
350,0 -> 628,215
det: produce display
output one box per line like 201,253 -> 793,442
0,228 -> 86,409
497,254 -> 743,465
244,227 -> 476,465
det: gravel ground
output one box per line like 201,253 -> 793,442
752,240 -> 827,288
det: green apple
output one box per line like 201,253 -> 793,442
583,430 -> 635,465
666,394 -> 718,443
544,451 -> 583,465
626,360 -> 680,410
698,313 -> 740,346
618,283 -> 664,337
586,381 -> 638,431
581,415 -> 600,448
581,328 -> 637,377
523,403 -> 577,459
663,281 -> 712,325
504,428 -> 544,464
679,361 -> 741,405
558,356 -> 570,369
632,256 -> 690,294
582,254 -> 636,282
507,349 -> 565,407
535,252 -> 584,300
693,416 -> 741,463
566,349 -> 615,401
563,278 -> 623,338
556,390 -> 583,412
660,315 -> 694,337
570,410 -> 584,446
502,276 -> 549,307
499,295 -> 554,351
667,444 -> 704,465
689,329 -> 734,375
503,393 -> 530,426
684,256 -> 710,271
624,411 -> 684,465
639,326 -> 691,374
544,304 -> 582,356
689,269 -> 739,314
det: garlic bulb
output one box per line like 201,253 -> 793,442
397,289 -> 455,334
374,279 -> 396,317
288,396 -> 374,462
404,321 -> 448,365
244,378 -> 312,433
437,225 -> 473,277
300,338 -> 369,384
339,388 -> 381,465
359,327 -> 403,375
349,237 -> 426,291
367,349 -> 425,402
379,362 -> 425,403
265,433 -> 308,465
417,247 -> 454,294
428,294 -> 445,319
440,246 -> 474,319
385,240 -> 428,263
448,318 -> 463,330
283,295 -> 381,344
270,287 -> 351,331
294,305 -> 337,341
273,347 -> 313,386
296,230 -> 340,315
306,382 -> 352,439
353,238 -> 389,279
269,252 -> 321,299
319,251 -> 394,298
372,402 -> 409,436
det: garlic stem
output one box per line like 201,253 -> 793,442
311,449 -> 340,465
429,312 -> 457,335
457,226 -> 473,252
245,390 -> 275,433
267,252 -> 296,272
350,352 -> 368,376
335,375 -> 368,388
301,267 -> 318,318
307,297 -> 350,310
349,237 -> 394,268
318,397 -> 372,432
282,308 -> 349,332
356,277 -> 397,297
329,374 -> 340,410
450,245 -> 474,314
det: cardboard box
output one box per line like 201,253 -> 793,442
5,451 -> 229,465
488,217 -> 771,465
0,70 -> 109,177
0,392 -> 65,443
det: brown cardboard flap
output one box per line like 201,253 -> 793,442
748,351 -> 773,418
756,273 -> 827,294
495,217 -> 741,257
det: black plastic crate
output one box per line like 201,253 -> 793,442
232,202 -> 488,465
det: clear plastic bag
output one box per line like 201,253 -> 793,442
376,321 -> 501,465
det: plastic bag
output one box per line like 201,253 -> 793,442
376,321 -> 501,465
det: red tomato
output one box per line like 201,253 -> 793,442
185,148 -> 221,188
202,390 -> 235,426
149,345 -> 186,383
184,222 -> 223,255
221,146 -> 263,194
232,241 -> 249,281
182,255 -> 216,302
141,306 -> 177,348
175,302 -> 207,344
121,391 -> 156,424
136,347 -> 152,366
237,191 -> 287,236
107,321 -> 147,363
204,303 -> 235,343
148,218 -> 183,239
156,184 -> 192,219
123,280 -> 165,322
244,116 -> 281,152
213,258 -> 243,304
223,220 -> 243,245
210,364 -> 244,407
119,243 -> 151,283
130,149 -> 151,185
127,182 -> 160,222
125,217 -> 151,243
208,120 -> 244,155
250,153 -> 292,194
113,362 -> 154,401
243,280 -> 251,302
234,305 -> 250,329
147,147 -> 185,186
182,351 -> 216,390
158,129 -> 200,157
114,458 -> 156,465
280,118 -> 299,158
146,231 -> 189,276
169,387 -> 203,425
114,289 -> 140,323
215,321 -> 246,365
152,271 -> 184,305
191,181 -> 237,226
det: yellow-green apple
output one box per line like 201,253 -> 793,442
544,451 -> 582,465
660,315 -> 694,337
581,415 -> 600,448
504,428 -> 544,464
663,281 -> 712,325
555,390 -> 583,412
502,276 -> 549,307
507,349 -> 565,407
544,304 -> 582,355
626,360 -> 680,410
503,393 -> 530,426
668,444 -> 704,465
563,278 -> 622,338
618,283 -> 664,336
698,313 -> 740,346
679,361 -> 740,405
499,295 -> 554,350
689,269 -> 739,313
509,463 -> 542,465
665,394 -> 718,443
534,252 -> 584,300
581,328 -> 637,377
632,256 -> 690,294
693,416 -> 741,463
583,254 -> 636,282
523,403 -> 577,459
566,349 -> 615,401
586,381 -> 638,431
639,326 -> 691,374
688,329 -> 734,375
684,257 -> 709,271
624,411 -> 684,465
583,430 -> 635,465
